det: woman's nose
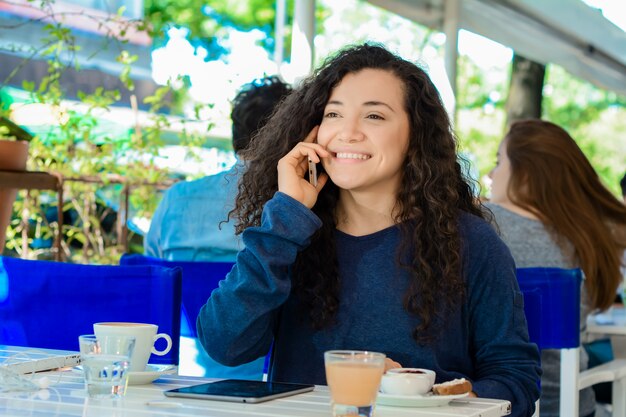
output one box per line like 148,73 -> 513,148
338,119 -> 365,143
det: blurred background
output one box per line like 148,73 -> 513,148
1,0 -> 624,262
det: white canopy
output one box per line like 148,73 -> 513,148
365,0 -> 626,96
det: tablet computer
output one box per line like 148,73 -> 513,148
164,379 -> 315,403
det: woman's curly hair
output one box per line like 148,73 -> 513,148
232,43 -> 484,343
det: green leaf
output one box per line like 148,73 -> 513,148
21,81 -> 35,92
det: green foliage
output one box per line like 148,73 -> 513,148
568,108 -> 626,196
0,0 -> 212,263
541,65 -> 626,195
0,117 -> 34,142
2,0 -> 624,262
145,0 -> 283,53
456,55 -> 505,110
144,0 -> 328,59
543,65 -> 626,129
455,56 -> 626,198
117,51 -> 138,91
456,110 -> 505,191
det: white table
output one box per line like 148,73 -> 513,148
585,307 -> 626,416
588,306 -> 626,335
0,366 -> 512,417
587,306 -> 626,359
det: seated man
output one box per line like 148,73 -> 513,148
145,76 -> 291,261
145,76 -> 292,378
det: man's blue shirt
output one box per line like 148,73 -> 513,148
145,162 -> 265,379
145,163 -> 243,262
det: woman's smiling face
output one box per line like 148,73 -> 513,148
317,68 -> 410,195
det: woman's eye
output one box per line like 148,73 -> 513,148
367,114 -> 384,120
324,112 -> 339,118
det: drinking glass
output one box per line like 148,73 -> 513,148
324,350 -> 386,417
78,334 -> 135,398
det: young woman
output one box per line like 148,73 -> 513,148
486,119 -> 626,417
198,44 -> 540,417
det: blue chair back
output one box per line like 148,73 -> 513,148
120,254 -> 232,337
0,256 -> 182,365
120,254 -> 266,380
516,267 -> 582,350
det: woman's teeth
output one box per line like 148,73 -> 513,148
335,152 -> 371,160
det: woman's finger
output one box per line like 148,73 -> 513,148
276,128 -> 330,208
315,172 -> 329,191
282,142 -> 329,169
302,126 -> 319,144
384,358 -> 402,372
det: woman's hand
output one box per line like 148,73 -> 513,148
384,358 -> 402,372
277,126 -> 330,208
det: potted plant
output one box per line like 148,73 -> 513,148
0,114 -> 32,252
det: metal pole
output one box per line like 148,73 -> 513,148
55,179 -> 64,261
443,0 -> 460,122
275,0 -> 286,71
291,0 -> 316,84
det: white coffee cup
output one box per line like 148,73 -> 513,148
93,322 -> 172,372
380,368 -> 436,396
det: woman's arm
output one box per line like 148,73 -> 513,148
196,192 -> 322,366
198,130 -> 328,367
465,219 -> 541,417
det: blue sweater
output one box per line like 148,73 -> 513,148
197,192 -> 541,416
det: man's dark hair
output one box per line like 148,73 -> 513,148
230,76 -> 291,153
620,172 -> 626,197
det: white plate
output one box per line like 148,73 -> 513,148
377,392 -> 469,407
128,364 -> 177,385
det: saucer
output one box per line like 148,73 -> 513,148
377,391 -> 469,407
128,364 -> 177,385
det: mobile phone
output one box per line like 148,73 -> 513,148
308,158 -> 318,187
164,379 -> 315,404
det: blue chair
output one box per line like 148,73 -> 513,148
120,254 -> 232,338
517,267 -> 582,351
120,254 -> 266,380
0,256 -> 182,366
517,267 -> 626,417
517,267 -> 581,416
